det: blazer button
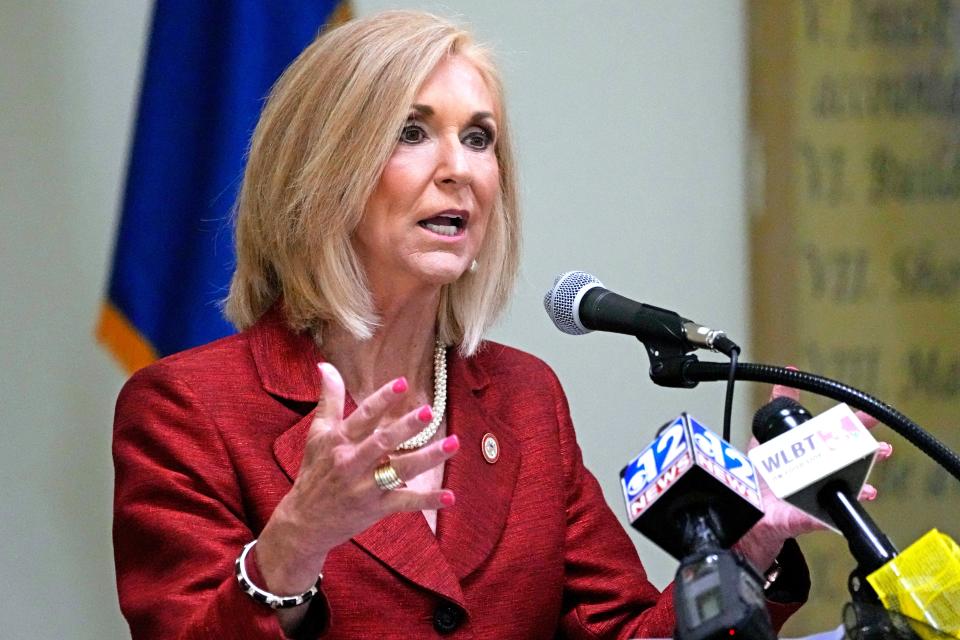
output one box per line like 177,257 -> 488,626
432,601 -> 463,634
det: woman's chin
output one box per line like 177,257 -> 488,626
419,266 -> 469,287
364,255 -> 474,296
408,258 -> 472,286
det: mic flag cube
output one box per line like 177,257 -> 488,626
747,403 -> 878,532
620,413 -> 764,559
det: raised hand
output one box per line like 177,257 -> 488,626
254,362 -> 459,598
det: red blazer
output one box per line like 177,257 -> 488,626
113,306 -> 804,639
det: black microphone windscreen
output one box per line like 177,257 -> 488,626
752,396 -> 813,443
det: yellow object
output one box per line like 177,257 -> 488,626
867,529 -> 960,639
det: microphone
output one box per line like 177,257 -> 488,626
543,271 -> 739,356
621,413 -> 764,555
748,397 -> 897,575
621,413 -> 774,640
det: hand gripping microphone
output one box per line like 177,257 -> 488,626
543,271 -> 740,356
621,413 -> 774,640
748,398 -> 898,583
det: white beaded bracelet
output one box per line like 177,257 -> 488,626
235,540 -> 322,609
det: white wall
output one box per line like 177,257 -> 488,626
1,2 -> 152,638
0,2 -> 747,637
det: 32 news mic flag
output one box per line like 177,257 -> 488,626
98,1 -> 351,373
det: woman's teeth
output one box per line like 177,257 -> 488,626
419,215 -> 463,236
423,222 -> 459,236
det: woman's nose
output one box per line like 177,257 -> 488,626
435,136 -> 472,187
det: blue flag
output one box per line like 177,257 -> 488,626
98,1 -> 351,373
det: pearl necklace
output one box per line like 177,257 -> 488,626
396,339 -> 447,450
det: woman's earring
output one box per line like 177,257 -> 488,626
469,259 -> 479,273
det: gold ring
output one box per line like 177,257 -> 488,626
373,461 -> 405,491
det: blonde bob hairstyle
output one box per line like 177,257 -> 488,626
225,10 -> 520,356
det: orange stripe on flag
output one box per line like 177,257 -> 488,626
331,1 -> 353,26
96,302 -> 160,375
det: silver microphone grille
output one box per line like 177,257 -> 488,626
543,271 -> 604,335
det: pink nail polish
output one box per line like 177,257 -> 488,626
440,491 -> 456,507
392,377 -> 408,394
441,435 -> 459,453
417,406 -> 433,423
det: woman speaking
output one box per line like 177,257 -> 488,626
113,11 -> 821,639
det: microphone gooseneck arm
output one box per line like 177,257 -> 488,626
653,356 -> 960,483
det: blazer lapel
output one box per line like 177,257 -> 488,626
437,349 -> 522,580
256,308 -> 465,606
352,514 -> 465,606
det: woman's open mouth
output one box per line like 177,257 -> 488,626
417,211 -> 468,237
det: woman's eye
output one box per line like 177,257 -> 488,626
463,127 -> 493,150
399,123 -> 426,144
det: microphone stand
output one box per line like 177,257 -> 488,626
640,346 -> 960,484
639,346 -> 956,637
643,340 -> 960,640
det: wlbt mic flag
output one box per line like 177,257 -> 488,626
97,0 -> 352,373
748,403 -> 879,532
